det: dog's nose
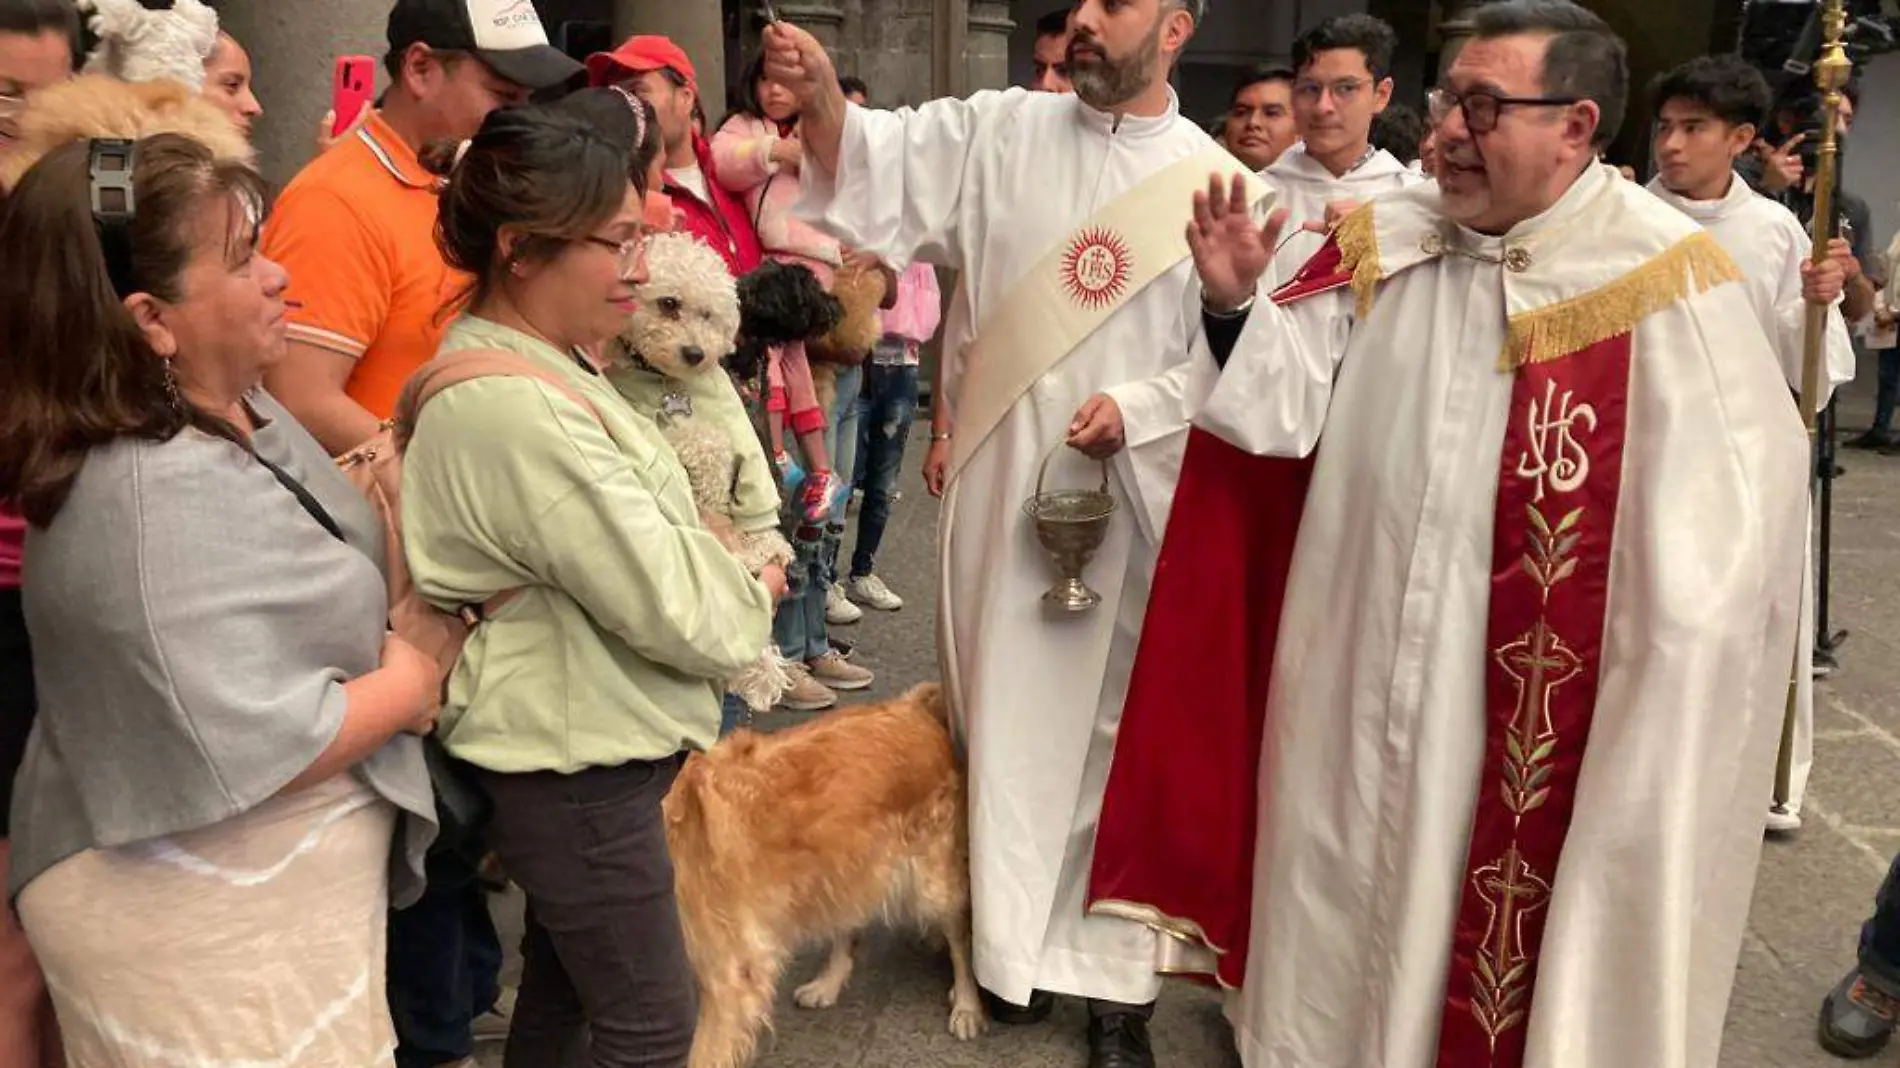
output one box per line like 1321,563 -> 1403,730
681,346 -> 706,367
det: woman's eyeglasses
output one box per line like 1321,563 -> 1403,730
1426,87 -> 1577,135
580,230 -> 650,276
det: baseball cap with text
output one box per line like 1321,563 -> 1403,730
387,0 -> 584,91
585,35 -> 698,91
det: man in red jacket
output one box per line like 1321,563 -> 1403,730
588,35 -> 764,279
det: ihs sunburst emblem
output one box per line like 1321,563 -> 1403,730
1059,227 -> 1133,310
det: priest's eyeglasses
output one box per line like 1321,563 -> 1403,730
1427,87 -> 1578,135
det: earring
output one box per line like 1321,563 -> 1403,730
162,357 -> 185,414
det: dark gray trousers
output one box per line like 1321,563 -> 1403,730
475,757 -> 696,1068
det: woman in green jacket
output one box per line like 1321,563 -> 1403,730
400,99 -> 783,1068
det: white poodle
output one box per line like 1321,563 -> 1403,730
608,232 -> 796,713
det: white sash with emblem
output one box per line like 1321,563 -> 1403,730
950,145 -> 1273,476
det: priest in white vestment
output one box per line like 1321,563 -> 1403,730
1645,53 -> 1856,835
1087,5 -> 1809,1068
1264,14 -> 1425,284
763,3 -> 1273,1066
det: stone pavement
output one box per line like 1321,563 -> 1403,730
481,355 -> 1900,1068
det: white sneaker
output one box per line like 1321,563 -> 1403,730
826,584 -> 864,625
1766,805 -> 1803,834
848,574 -> 904,612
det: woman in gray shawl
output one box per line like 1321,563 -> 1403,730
0,129 -> 438,1060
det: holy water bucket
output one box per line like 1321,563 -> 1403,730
1022,441 -> 1116,612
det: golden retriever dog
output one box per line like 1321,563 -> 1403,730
665,682 -> 985,1068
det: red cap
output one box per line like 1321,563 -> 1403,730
586,35 -> 698,90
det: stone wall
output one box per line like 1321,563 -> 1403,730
737,0 -> 1008,108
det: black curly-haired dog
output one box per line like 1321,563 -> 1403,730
730,260 -> 844,383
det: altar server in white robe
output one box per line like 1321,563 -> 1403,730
1263,14 -> 1425,284
1646,53 -> 1855,835
763,3 -> 1272,1067
1097,4 -> 1810,1067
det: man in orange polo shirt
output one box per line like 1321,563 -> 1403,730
263,0 -> 580,457
262,8 -> 579,1064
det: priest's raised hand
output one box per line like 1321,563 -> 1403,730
1187,172 -> 1289,312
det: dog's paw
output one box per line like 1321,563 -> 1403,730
793,978 -> 844,1010
946,1001 -> 987,1041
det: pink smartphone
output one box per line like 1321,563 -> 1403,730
331,55 -> 376,138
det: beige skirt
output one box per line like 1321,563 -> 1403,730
16,776 -> 399,1068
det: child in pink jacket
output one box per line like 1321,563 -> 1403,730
713,54 -> 845,520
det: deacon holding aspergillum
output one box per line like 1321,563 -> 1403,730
762,2 -> 1278,1066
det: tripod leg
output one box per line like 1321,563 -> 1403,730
1816,397 -> 1844,658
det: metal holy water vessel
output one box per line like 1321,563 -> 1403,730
1023,442 -> 1117,612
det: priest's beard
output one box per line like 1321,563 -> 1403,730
1068,20 -> 1162,112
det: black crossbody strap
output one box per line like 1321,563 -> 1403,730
255,451 -> 345,543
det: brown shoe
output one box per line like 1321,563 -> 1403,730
808,650 -> 874,691
778,665 -> 839,711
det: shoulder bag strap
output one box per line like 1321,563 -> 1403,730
396,348 -> 607,447
393,347 -> 613,623
256,450 -> 345,543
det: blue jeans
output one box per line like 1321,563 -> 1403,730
1872,348 -> 1898,434
774,364 -> 862,661
824,364 -> 863,586
388,850 -> 504,1068
773,533 -> 829,662
852,360 -> 920,579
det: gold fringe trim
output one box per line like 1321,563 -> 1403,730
1087,898 -> 1230,956
1500,230 -> 1742,370
1088,898 -> 1238,989
1333,202 -> 1381,319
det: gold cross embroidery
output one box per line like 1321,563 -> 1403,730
1469,843 -> 1552,1045
1494,621 -> 1581,818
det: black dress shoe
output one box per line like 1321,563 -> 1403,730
1088,1011 -> 1155,1068
981,987 -> 1054,1025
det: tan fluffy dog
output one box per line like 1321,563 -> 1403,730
0,75 -> 250,191
806,261 -> 890,416
665,683 -> 986,1068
